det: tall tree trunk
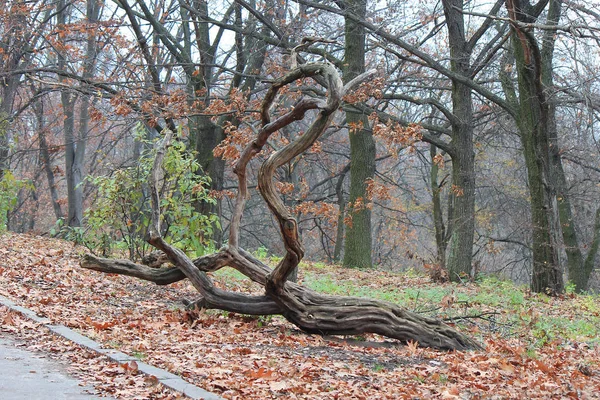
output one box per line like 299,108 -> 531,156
57,0 -> 82,227
0,10 -> 22,180
430,144 -> 447,268
0,2 -> 42,229
547,91 -> 584,289
1,2 -> 51,182
0,103 -> 10,181
187,0 -> 222,244
0,85 -> 15,180
343,0 -> 375,269
62,93 -> 79,226
333,169 -> 348,263
69,0 -> 100,227
506,0 -> 563,295
517,99 -> 561,294
446,84 -> 475,280
540,0 -> 594,292
442,0 -> 476,280
34,100 -> 63,220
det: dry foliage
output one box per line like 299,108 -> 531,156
1,233 -> 599,399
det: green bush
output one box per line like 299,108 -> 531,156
84,127 -> 218,260
0,171 -> 30,232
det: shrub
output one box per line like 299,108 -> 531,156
84,127 -> 218,260
0,171 -> 30,232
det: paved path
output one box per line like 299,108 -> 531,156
0,334 -> 107,400
1,295 -> 222,400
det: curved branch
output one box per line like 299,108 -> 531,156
81,251 -> 281,315
81,62 -> 482,351
81,254 -> 185,285
81,249 -> 480,350
230,64 -> 337,250
257,64 -> 343,287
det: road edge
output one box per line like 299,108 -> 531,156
0,294 -> 223,400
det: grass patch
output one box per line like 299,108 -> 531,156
300,264 -> 600,347
207,256 -> 600,348
211,267 -> 247,282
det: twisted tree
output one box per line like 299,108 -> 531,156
81,62 -> 481,351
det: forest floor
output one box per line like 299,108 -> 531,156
1,232 -> 599,399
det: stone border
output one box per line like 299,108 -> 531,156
0,295 -> 223,400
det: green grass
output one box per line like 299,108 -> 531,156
302,271 -> 460,309
301,269 -> 600,347
211,267 -> 248,281
208,256 -> 600,348
131,351 -> 147,360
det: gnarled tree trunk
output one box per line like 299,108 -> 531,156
81,62 -> 481,351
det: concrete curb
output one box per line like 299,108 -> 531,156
0,295 -> 223,400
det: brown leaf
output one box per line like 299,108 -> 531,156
534,359 -> 551,374
233,347 -> 252,355
441,384 -> 460,398
2,311 -> 16,326
144,374 -> 160,386
122,360 -> 139,375
440,294 -> 455,308
499,360 -> 515,375
245,367 -> 276,380
406,340 -> 420,356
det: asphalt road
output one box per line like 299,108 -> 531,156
0,334 -> 109,400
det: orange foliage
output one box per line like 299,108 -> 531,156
342,77 -> 385,104
275,181 -> 295,195
293,201 -> 338,224
213,123 -> 255,163
451,184 -> 464,197
365,178 -> 392,202
370,114 -> 422,156
432,153 -> 445,168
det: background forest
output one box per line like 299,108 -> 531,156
1,0 -> 600,295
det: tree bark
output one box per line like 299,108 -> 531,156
430,144 -> 447,270
0,4 -> 28,179
34,100 -> 63,220
0,89 -> 13,181
81,247 -> 481,350
68,0 -> 99,227
539,0 -> 595,292
187,0 -> 222,241
342,0 -> 375,269
333,167 -> 349,262
442,0 -> 476,281
57,0 -> 83,228
506,0 -> 563,295
62,92 -> 79,227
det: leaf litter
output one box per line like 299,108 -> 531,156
1,232 -> 599,399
